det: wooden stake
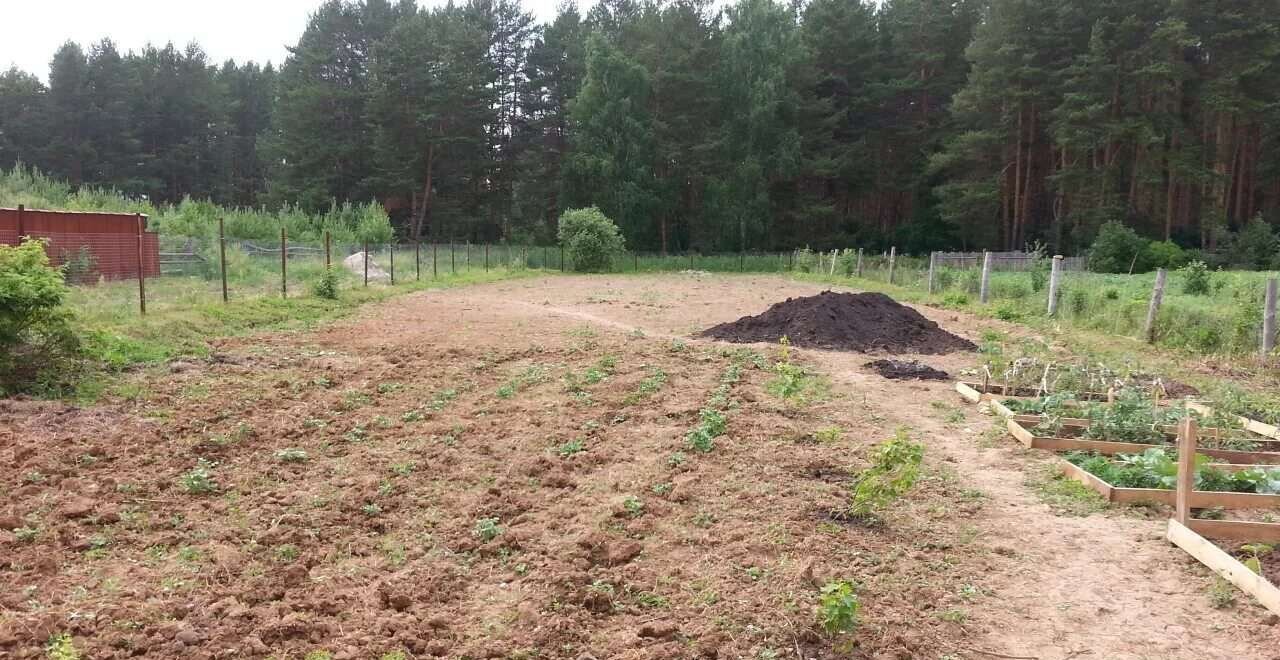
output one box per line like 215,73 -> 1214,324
280,227 -> 287,299
324,230 -> 331,269
856,248 -> 863,277
1264,278 -> 1277,356
927,251 -> 938,294
829,250 -> 837,276
887,247 -> 896,284
433,242 -> 439,279
363,241 -> 369,287
389,242 -> 395,284
415,241 -> 421,281
979,251 -> 992,303
1047,255 -> 1063,316
1175,417 -> 1197,525
1144,268 -> 1167,343
219,217 -> 228,303
136,213 -> 146,315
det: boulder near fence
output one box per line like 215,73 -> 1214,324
0,205 -> 160,284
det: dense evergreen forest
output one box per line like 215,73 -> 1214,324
2,0 -> 1279,255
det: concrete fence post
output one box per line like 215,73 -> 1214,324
1144,268 -> 1168,343
1047,255 -> 1063,316
979,251 -> 992,303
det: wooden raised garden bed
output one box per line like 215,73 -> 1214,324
997,409 -> 1280,465
1186,400 -> 1280,441
955,381 -> 1112,404
1167,419 -> 1280,615
1057,458 -> 1280,509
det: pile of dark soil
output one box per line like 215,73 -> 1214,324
864,359 -> 950,381
699,291 -> 975,354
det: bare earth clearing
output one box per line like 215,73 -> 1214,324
2,274 -> 1278,659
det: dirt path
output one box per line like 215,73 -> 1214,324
453,273 -> 1279,660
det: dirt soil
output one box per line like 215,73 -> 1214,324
863,359 -> 950,381
2,274 -> 1278,660
699,290 -> 976,355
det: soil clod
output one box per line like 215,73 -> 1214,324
698,291 -> 975,354
864,359 -> 950,381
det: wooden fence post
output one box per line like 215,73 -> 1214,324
1144,268 -> 1168,343
887,246 -> 897,284
135,212 -> 146,315
485,244 -> 490,271
979,251 -> 992,303
1175,417 -> 1198,524
219,217 -> 228,303
829,250 -> 837,276
280,227 -> 287,299
363,241 -> 369,287
927,251 -> 938,294
433,242 -> 439,279
1047,255 -> 1063,316
389,243 -> 396,284
415,241 -> 421,281
324,230 -> 331,269
856,248 -> 863,277
1264,278 -> 1277,356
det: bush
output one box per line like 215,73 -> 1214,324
0,239 -> 80,393
313,268 -> 340,300
848,429 -> 923,519
793,247 -> 816,273
1088,221 -> 1149,273
1229,216 -> 1278,269
558,207 -> 626,273
1144,240 -> 1189,270
1181,260 -> 1212,295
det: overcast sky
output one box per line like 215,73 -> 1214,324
1,0 -> 576,80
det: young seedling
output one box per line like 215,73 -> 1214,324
473,517 -> 503,542
622,496 -> 645,517
274,448 -> 309,463
1241,543 -> 1274,575
848,429 -> 923,520
817,579 -> 860,636
179,459 -> 219,494
556,437 -> 586,458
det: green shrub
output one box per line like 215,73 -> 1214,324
1180,260 -> 1212,295
1144,240 -> 1189,270
940,291 -> 969,309
0,239 -> 80,393
992,302 -> 1022,321
558,207 -> 625,273
1068,289 -> 1089,316
313,268 -> 340,300
794,247 -> 816,273
1229,216 -> 1278,269
1088,221 -> 1149,273
817,579 -> 861,636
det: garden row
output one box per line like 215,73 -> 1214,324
956,382 -> 1280,615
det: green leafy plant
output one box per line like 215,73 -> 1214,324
558,206 -> 626,272
473,517 -> 503,542
1180,260 -> 1212,295
45,633 -> 80,660
312,267 -> 340,300
1240,543 -> 1273,575
556,437 -> 585,457
848,429 -> 924,519
274,448 -> 309,463
0,239 -> 80,394
816,580 -> 860,636
179,459 -> 218,494
622,495 -> 644,517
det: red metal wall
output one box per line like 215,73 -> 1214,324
0,208 -> 160,283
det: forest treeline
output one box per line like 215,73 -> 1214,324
1,0 -> 1278,255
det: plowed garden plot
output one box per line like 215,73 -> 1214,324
1,278 -> 995,659
3,274 -> 1277,660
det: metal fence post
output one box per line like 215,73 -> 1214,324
433,242 -> 438,279
280,227 -> 287,299
1263,278 -> 1277,356
979,251 -> 992,303
415,241 -> 421,281
364,241 -> 369,287
219,217 -> 228,303
390,243 -> 396,284
1047,255 -> 1063,316
135,212 -> 146,315
1144,268 -> 1168,343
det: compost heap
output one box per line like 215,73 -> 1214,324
700,291 -> 975,354
864,359 -> 950,381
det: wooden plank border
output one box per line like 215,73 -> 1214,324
1005,416 -> 1280,465
1167,519 -> 1280,615
1187,400 -> 1280,441
1058,459 -> 1280,509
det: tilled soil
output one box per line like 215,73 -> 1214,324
699,291 -> 976,354
2,274 -> 1276,660
863,359 -> 950,381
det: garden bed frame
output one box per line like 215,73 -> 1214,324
956,381 -> 1113,404
1056,457 -> 1280,509
1185,400 -> 1280,441
986,399 -> 1280,465
1167,419 -> 1280,616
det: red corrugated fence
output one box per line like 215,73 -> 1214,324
0,207 -> 160,284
